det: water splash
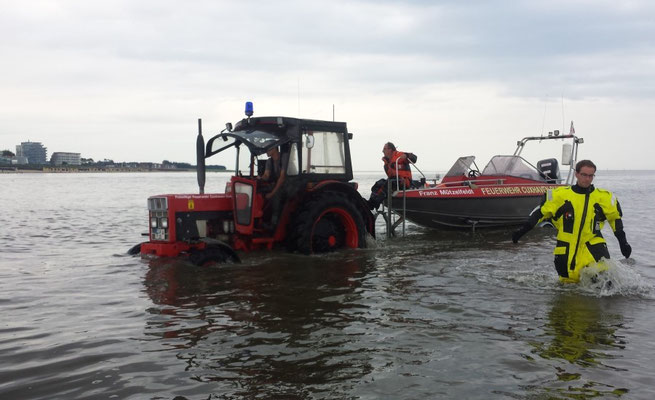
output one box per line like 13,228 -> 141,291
365,233 -> 379,249
577,259 -> 653,298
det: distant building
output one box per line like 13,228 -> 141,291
16,141 -> 47,164
50,152 -> 81,166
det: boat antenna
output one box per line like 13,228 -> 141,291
561,91 -> 566,136
541,94 -> 548,136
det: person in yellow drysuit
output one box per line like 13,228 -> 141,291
512,160 -> 632,283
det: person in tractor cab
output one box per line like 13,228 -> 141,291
259,146 -> 288,198
258,145 -> 290,227
368,142 -> 417,210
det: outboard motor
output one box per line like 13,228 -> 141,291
537,158 -> 560,183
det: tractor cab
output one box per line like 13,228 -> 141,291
134,103 -> 374,265
200,111 -> 356,232
203,114 -> 354,180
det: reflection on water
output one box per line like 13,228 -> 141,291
142,253 -> 376,398
2,172 -> 655,399
529,293 -> 630,398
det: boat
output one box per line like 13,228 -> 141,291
387,126 -> 583,230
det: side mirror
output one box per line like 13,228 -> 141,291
305,135 -> 315,149
561,143 -> 572,165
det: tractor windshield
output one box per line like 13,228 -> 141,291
208,129 -> 288,157
231,129 -> 281,152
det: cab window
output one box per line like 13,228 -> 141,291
287,143 -> 299,176
302,131 -> 346,174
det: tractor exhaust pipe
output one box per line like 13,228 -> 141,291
196,118 -> 206,194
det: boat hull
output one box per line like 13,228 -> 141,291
391,194 -> 544,229
389,179 -> 559,229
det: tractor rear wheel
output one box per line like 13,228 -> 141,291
291,192 -> 366,254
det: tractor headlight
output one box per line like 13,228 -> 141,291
148,206 -> 169,241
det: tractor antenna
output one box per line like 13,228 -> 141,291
297,77 -> 301,116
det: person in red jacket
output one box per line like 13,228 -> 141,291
368,142 -> 417,210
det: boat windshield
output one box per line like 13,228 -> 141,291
444,156 -> 476,177
482,155 -> 542,180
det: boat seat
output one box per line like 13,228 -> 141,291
537,158 -> 560,183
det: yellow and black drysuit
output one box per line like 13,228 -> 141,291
512,184 -> 631,283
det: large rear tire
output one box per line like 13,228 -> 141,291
291,192 -> 366,254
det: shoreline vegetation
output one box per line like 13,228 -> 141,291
0,165 -> 228,174
0,155 -> 227,174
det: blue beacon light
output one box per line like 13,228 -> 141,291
245,101 -> 254,117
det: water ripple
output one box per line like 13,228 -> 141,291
2,172 -> 655,399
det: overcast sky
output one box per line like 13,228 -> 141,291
1,0 -> 654,171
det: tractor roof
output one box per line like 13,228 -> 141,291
234,117 -> 347,138
206,117 -> 348,157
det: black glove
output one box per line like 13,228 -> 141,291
619,241 -> 632,258
615,230 -> 632,258
512,210 -> 543,243
512,226 -> 528,243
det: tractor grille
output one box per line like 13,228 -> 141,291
148,197 -> 169,241
149,210 -> 169,241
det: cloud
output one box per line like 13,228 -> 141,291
1,0 -> 654,170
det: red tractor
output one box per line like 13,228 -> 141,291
130,103 -> 375,264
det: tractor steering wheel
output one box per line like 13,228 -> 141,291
468,170 -> 480,178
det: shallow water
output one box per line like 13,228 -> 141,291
1,171 -> 654,399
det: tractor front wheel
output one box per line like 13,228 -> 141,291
291,192 -> 366,254
127,242 -> 144,255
